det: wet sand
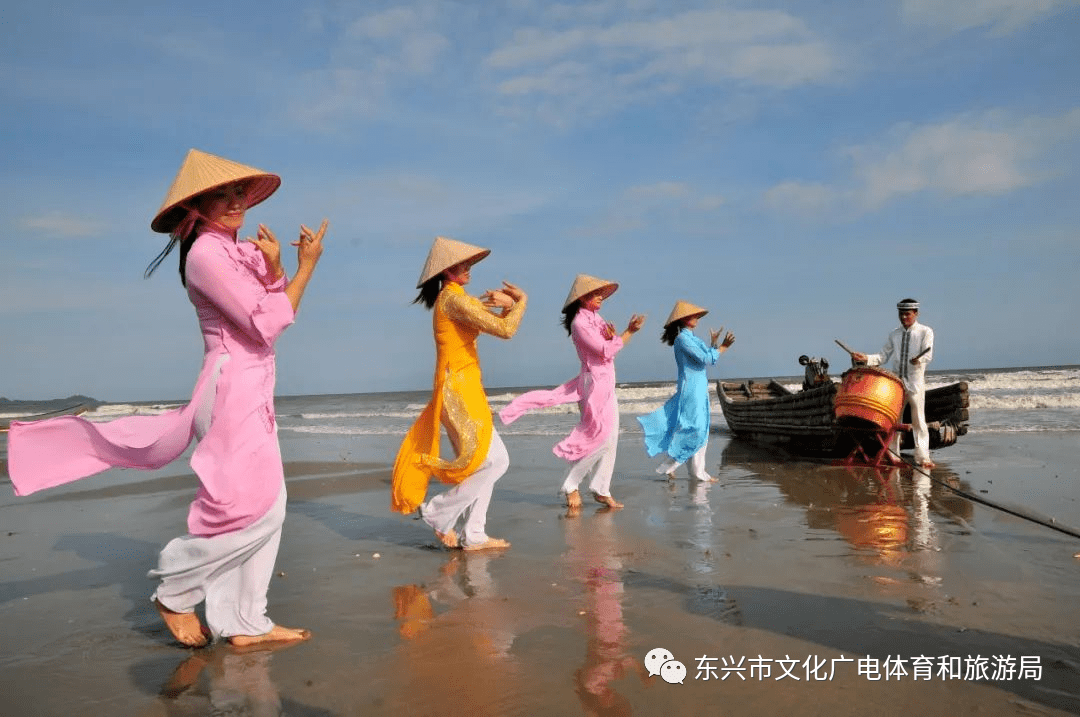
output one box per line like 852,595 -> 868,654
1,429 -> 1079,716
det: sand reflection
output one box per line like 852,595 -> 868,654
718,441 -> 971,607
390,552 -> 522,715
156,641 -> 301,716
563,510 -> 647,716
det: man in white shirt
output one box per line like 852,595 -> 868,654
853,299 -> 936,469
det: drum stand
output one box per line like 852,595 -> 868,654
838,422 -> 910,468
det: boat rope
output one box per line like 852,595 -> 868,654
892,448 -> 1080,542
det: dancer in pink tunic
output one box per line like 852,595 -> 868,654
500,275 -> 644,510
7,149 -> 326,648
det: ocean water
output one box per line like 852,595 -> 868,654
8,364 -> 1074,440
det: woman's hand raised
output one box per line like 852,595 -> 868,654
482,281 -> 527,311
249,224 -> 285,279
293,219 -> 327,269
281,219 -> 328,314
499,281 -> 526,303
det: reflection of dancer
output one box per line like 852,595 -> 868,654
393,553 -> 510,651
392,237 -> 527,551
390,554 -> 521,715
565,510 -> 646,716
638,301 -> 734,481
852,298 -> 935,469
501,274 -> 645,509
160,642 -> 295,715
8,149 -> 323,647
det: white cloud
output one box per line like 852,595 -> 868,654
287,170 -> 554,239
624,181 -> 725,211
283,5 -> 454,130
853,122 -> 1035,207
18,212 -> 106,239
7,2 -> 838,133
581,181 -> 725,236
484,7 -> 839,124
349,6 -> 421,39
900,0 -> 1077,36
625,181 -> 691,200
763,182 -> 842,216
767,108 -> 1080,215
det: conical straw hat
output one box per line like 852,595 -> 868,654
151,149 -> 281,233
416,236 -> 491,287
664,300 -> 708,328
562,274 -> 618,310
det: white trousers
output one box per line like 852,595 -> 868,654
150,483 -> 286,639
561,418 -> 619,498
420,430 -> 510,547
654,441 -> 711,481
891,388 -> 930,463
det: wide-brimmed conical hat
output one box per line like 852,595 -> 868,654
151,149 -> 280,233
416,236 -> 490,287
664,300 -> 708,328
562,274 -> 619,310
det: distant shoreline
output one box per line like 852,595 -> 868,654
3,364 -> 1078,408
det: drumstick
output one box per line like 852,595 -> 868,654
836,338 -> 930,361
834,338 -> 857,356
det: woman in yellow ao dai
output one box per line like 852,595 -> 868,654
391,236 -> 527,551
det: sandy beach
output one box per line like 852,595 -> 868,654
2,424 -> 1079,716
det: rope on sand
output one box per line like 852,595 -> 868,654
894,449 -> 1080,542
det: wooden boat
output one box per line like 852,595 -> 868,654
716,370 -> 969,456
0,404 -> 91,432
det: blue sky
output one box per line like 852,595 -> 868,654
2,0 -> 1079,402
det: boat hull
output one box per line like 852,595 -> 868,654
717,375 -> 969,456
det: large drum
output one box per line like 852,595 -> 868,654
835,367 -> 905,432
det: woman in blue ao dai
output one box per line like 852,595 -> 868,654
637,301 -> 734,481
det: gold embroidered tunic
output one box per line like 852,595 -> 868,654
391,282 -> 526,513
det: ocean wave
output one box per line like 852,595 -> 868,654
82,404 -> 181,419
281,425 -> 408,436
970,393 -> 1080,410
616,385 -> 678,401
295,411 -> 421,420
965,368 -> 1080,393
968,424 -> 1080,434
487,391 -> 525,404
490,385 -> 679,404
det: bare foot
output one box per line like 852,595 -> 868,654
434,527 -> 459,549
463,537 -> 511,551
592,493 -> 624,509
229,625 -> 311,647
419,505 -> 458,548
565,504 -> 582,518
918,459 -> 936,469
155,599 -> 210,648
564,489 -> 582,508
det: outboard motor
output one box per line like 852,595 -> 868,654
798,355 -> 831,391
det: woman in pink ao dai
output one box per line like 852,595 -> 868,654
499,275 -> 644,510
7,149 -> 326,648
